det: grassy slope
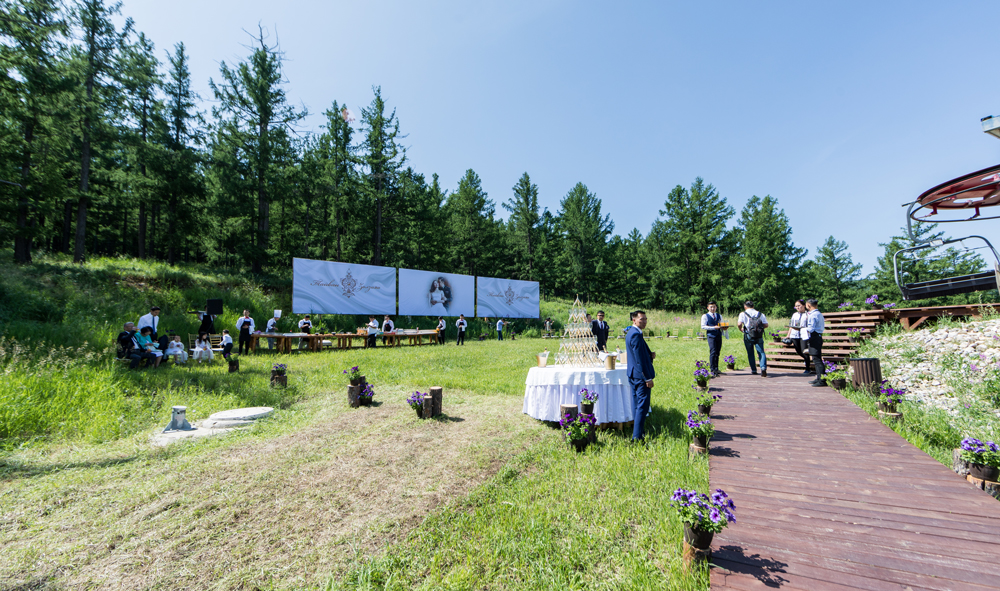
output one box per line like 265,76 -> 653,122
0,253 -> 757,589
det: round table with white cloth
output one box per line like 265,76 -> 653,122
522,366 -> 634,424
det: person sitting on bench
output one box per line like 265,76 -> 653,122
117,322 -> 156,369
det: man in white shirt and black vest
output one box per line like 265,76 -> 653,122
382,315 -> 395,345
804,299 -> 826,386
137,306 -> 169,353
701,302 -> 725,376
366,316 -> 378,348
455,314 -> 467,345
236,310 -> 255,355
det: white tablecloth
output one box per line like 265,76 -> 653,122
522,366 -> 633,424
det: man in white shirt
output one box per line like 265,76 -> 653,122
436,317 -> 446,344
137,306 -> 169,353
366,316 -> 378,348
804,299 -> 827,387
236,310 -> 255,355
496,318 -> 505,341
297,315 -> 312,350
382,315 -> 395,345
266,315 -> 279,350
737,300 -> 768,378
455,314 -> 467,345
700,302 -> 725,376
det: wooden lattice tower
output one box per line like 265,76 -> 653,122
554,297 -> 603,367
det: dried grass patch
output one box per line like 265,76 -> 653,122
0,390 -> 544,590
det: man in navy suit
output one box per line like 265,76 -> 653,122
625,310 -> 656,442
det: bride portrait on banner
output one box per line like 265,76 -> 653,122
428,278 -> 451,314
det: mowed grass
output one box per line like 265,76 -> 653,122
0,332 -> 751,590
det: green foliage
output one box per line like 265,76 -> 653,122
554,182 -> 614,300
809,236 -> 863,310
647,178 -> 734,312
731,195 -> 807,318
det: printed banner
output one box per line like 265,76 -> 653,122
398,269 -> 475,317
292,258 -> 397,315
476,277 -> 540,319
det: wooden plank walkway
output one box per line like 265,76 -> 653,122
707,368 -> 1000,591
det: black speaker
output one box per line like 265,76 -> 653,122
206,299 -> 224,315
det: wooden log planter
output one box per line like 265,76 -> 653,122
420,386 -> 443,419
849,357 -> 883,394
270,371 -> 287,387
347,376 -> 367,408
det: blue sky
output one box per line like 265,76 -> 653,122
120,0 -> 1000,274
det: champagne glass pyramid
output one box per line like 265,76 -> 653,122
554,296 -> 603,367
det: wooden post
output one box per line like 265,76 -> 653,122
430,386 -> 443,417
849,358 -> 883,393
422,394 -> 433,419
559,404 -> 578,422
347,385 -> 361,408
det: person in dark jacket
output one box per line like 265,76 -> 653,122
591,310 -> 610,352
625,310 -> 656,442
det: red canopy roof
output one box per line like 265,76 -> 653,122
913,163 -> 1000,222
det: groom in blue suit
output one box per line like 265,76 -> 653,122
626,310 -> 656,442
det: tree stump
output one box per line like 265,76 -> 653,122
682,541 -> 710,566
849,358 -> 883,394
422,394 -> 433,419
347,385 -> 361,408
430,386 -> 443,417
967,474 -> 1000,500
560,404 -> 578,422
689,443 -> 707,457
877,410 -> 902,423
953,448 -> 971,477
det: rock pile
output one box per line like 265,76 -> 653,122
867,319 -> 1000,418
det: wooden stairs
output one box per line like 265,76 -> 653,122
764,309 -> 892,370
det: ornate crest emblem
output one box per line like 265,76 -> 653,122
504,284 -> 516,306
341,270 -> 358,298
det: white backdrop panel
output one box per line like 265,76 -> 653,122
476,277 -> 540,319
292,258 -> 397,315
398,269 -> 474,317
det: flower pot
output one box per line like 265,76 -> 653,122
683,524 -> 714,551
695,379 -> 708,389
726,363 -> 735,370
692,434 -> 708,449
569,438 -> 589,453
849,336 -> 859,343
581,402 -> 594,415
697,404 -> 712,416
830,378 -> 847,390
876,401 -> 897,413
359,396 -> 372,407
271,374 -> 287,387
414,406 -> 423,418
350,376 -> 363,387
970,462 -> 1000,482
772,337 -> 781,343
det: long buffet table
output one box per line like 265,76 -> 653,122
522,366 -> 634,425
248,329 -> 443,353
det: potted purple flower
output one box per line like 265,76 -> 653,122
822,361 -> 848,390
696,392 -> 721,416
694,361 -> 711,390
847,327 -> 867,343
959,437 -> 1000,482
407,392 -> 426,418
686,410 -> 714,449
343,365 -> 363,386
724,355 -> 736,371
769,332 -> 782,343
358,383 -> 375,406
561,412 -> 597,452
877,382 -> 905,413
670,488 -> 736,553
579,388 -> 599,415
865,294 -> 879,309
271,363 -> 288,387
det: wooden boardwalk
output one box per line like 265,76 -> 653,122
707,368 -> 1000,591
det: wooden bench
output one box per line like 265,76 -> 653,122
188,333 -> 226,354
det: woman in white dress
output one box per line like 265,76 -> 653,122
428,279 -> 448,315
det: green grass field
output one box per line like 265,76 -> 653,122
0,252 -> 760,590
